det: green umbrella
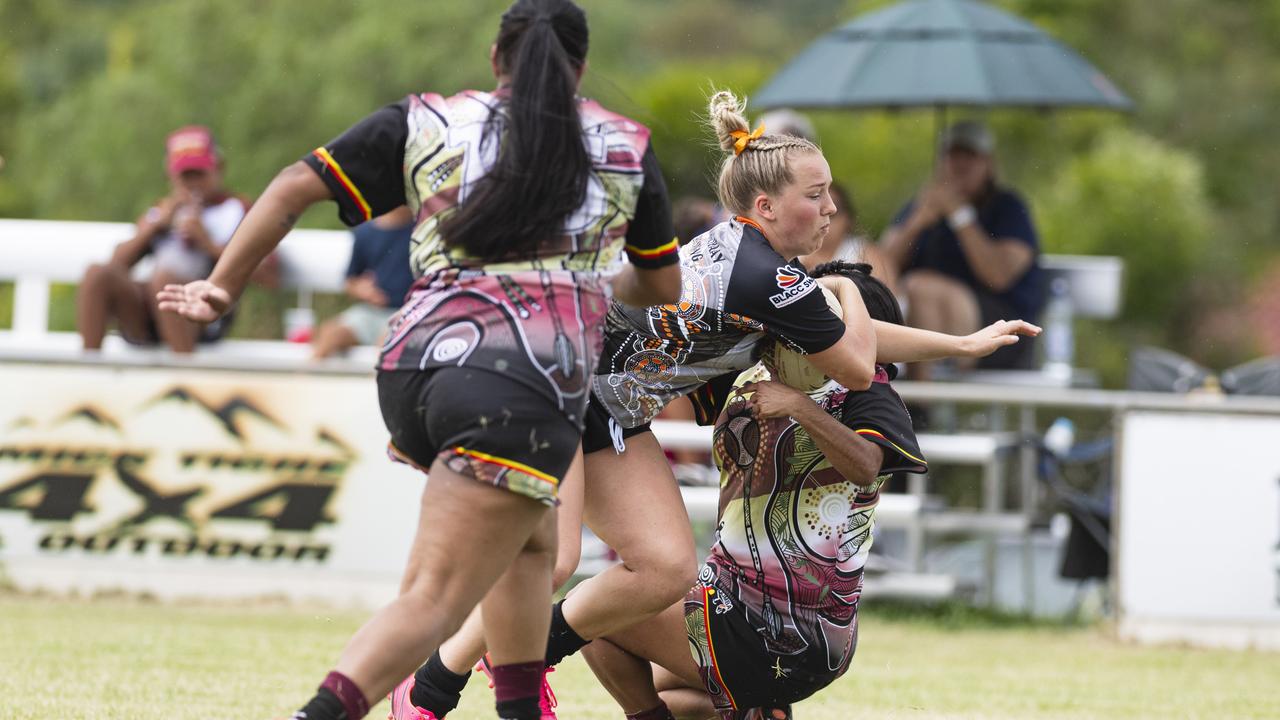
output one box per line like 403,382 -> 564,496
754,0 -> 1132,113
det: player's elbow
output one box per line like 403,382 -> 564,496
844,369 -> 875,391
834,358 -> 875,391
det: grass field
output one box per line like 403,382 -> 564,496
3,593 -> 1278,719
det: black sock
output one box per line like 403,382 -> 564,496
293,687 -> 347,720
496,696 -> 540,720
409,650 -> 472,716
544,599 -> 589,667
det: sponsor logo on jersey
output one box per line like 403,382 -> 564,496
775,266 -> 802,289
769,265 -> 817,308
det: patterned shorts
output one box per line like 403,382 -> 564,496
376,367 -> 581,505
684,573 -> 844,718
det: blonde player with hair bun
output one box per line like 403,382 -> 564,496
581,261 -> 931,720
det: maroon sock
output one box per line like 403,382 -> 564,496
626,703 -> 676,720
320,670 -> 371,720
491,660 -> 543,719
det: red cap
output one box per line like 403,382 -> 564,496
166,125 -> 220,175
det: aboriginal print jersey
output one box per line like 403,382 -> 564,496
303,91 -> 678,426
592,218 -> 846,428
705,366 -> 927,675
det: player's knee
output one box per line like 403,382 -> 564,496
80,263 -> 113,291
148,269 -> 183,293
902,271 -> 944,304
551,555 -> 579,590
636,549 -> 698,607
400,570 -> 471,637
402,561 -> 464,608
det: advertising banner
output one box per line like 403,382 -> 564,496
1118,411 -> 1280,649
0,363 -> 424,607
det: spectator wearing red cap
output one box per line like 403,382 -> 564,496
76,126 -> 251,353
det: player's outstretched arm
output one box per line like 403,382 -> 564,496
156,162 -> 332,322
871,318 -> 1041,364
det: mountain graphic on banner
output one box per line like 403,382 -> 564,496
142,388 -> 284,443
56,406 -> 122,432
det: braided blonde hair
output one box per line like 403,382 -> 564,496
708,90 -> 820,216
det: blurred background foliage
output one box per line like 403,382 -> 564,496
1,0 -> 1277,382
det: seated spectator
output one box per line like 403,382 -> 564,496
76,126 -> 249,353
879,120 -> 1044,377
310,205 -> 414,360
801,180 -> 898,295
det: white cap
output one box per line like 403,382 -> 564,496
757,108 -> 817,142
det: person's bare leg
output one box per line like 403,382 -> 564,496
902,269 -> 981,379
482,513 -> 558,664
583,637 -> 663,714
331,461 -> 550,708
149,270 -> 201,352
580,602 -> 702,715
560,432 -> 698,641
480,505 -> 557,716
393,447 -> 584,719
311,318 -> 360,360
77,263 -> 150,349
551,444 -> 585,584
435,445 -> 584,674
658,687 -> 717,720
656,397 -> 703,466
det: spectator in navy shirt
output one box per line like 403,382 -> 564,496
310,205 -> 414,359
880,121 -> 1044,377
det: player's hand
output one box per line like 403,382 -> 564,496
931,181 -> 965,215
959,319 -> 1041,358
741,380 -> 811,420
156,280 -> 233,323
154,195 -> 183,227
174,205 -> 206,245
908,183 -> 948,227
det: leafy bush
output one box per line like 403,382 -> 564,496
1036,127 -> 1213,336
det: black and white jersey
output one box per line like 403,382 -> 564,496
592,217 -> 847,428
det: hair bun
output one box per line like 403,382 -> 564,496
708,90 -> 750,155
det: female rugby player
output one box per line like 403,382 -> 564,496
158,2 -> 680,718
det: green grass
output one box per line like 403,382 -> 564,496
2,594 -> 1277,719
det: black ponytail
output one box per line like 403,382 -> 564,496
442,0 -> 591,259
811,260 -> 904,326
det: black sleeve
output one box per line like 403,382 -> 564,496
302,99 -> 410,227
345,225 -> 369,278
839,379 -> 928,475
723,237 -> 846,355
622,146 -> 679,269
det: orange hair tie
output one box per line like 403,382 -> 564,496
730,124 -> 765,156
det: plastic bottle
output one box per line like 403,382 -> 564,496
1042,277 -> 1074,382
1044,416 -> 1076,458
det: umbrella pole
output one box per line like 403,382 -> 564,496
931,103 -> 952,169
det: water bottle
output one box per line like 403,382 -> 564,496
1044,416 -> 1076,458
1042,277 -> 1074,382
